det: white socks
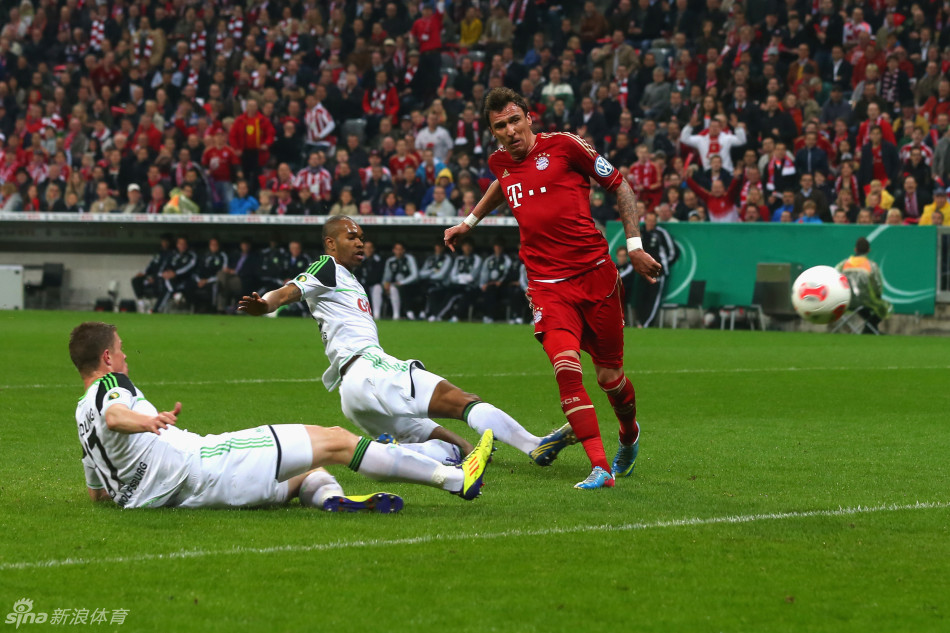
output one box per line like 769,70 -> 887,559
299,470 -> 344,508
399,439 -> 462,464
357,442 -> 462,493
466,402 -> 539,455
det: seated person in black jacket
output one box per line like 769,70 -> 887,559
131,233 -> 174,312
216,237 -> 261,313
187,237 -> 228,313
155,236 -> 198,313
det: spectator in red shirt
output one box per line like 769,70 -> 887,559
135,118 -> 164,153
410,1 -> 443,101
685,164 -> 743,223
229,99 -> 275,194
90,52 -> 123,93
859,125 -> 900,190
363,70 -> 400,137
202,129 -> 240,212
921,79 -> 950,124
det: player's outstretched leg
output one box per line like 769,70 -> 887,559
428,380 -> 576,465
528,422 -> 578,467
597,369 -> 641,478
376,433 -> 464,465
298,468 -> 404,513
303,425 -> 493,501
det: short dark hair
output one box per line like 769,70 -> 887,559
69,322 -> 116,376
322,215 -> 354,243
482,87 -> 529,124
855,237 -> 870,255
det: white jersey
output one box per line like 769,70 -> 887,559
679,125 -> 747,172
75,372 -> 199,508
291,255 -> 382,391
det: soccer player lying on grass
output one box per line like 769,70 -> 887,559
69,321 -> 493,511
238,216 -> 575,468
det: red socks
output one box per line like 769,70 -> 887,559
553,355 -> 609,471
600,374 -> 640,445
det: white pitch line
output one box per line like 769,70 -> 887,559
1,365 -> 946,391
1,501 -> 946,572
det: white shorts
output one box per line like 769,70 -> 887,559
338,350 -> 444,443
173,424 -> 313,509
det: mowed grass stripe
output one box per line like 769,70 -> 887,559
2,501 -> 945,572
3,364 -> 948,390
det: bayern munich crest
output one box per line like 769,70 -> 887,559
535,154 -> 550,171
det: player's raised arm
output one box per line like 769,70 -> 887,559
238,284 -> 302,315
105,402 -> 181,434
615,179 -> 663,284
444,179 -> 506,252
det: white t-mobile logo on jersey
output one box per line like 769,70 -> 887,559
506,183 -> 523,208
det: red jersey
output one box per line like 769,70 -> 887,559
411,10 -> 443,53
628,160 -> 661,209
230,112 -> 275,151
389,153 -> 419,174
202,146 -> 239,182
628,161 -> 658,193
297,166 -> 333,199
855,117 -> 896,150
488,132 -> 623,281
870,145 -> 887,182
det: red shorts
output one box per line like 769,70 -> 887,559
528,262 -> 625,369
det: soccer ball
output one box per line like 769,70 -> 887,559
791,265 -> 852,324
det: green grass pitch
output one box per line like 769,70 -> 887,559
1,310 -> 949,632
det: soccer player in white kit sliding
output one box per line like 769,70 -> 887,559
70,321 -> 493,511
238,216 -> 576,467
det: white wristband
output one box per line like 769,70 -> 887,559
463,213 -> 480,228
626,237 -> 643,252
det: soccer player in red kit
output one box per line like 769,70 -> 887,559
445,88 -> 662,489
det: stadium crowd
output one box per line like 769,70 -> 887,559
1,0 -> 949,226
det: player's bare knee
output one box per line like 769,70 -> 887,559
429,380 -> 479,419
458,390 -> 480,406
595,366 -> 624,387
306,425 -> 358,461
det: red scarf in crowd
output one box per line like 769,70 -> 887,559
836,174 -> 859,197
228,16 -> 243,39
369,86 -> 389,114
392,48 -> 406,72
174,161 -> 194,186
90,19 -> 105,51
283,34 -> 299,61
456,119 -> 482,154
190,29 -> 207,56
509,0 -> 528,24
766,155 -> 795,191
403,64 -> 417,86
134,33 -> 153,63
